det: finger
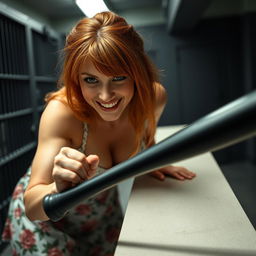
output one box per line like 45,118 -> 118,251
60,147 -> 86,162
164,167 -> 196,179
179,170 -> 196,179
150,171 -> 165,181
185,173 -> 196,179
176,167 -> 196,176
53,167 -> 83,185
59,147 -> 90,180
158,168 -> 187,180
87,155 -> 99,169
171,172 -> 185,180
169,169 -> 196,180
54,155 -> 87,180
82,155 -> 99,178
86,155 -> 99,178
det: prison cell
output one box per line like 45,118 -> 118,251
0,4 -> 61,252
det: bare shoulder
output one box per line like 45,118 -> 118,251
154,82 -> 167,122
39,100 -> 83,146
154,82 -> 167,105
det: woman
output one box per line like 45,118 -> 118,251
2,11 -> 195,255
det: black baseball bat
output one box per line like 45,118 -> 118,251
43,90 -> 256,221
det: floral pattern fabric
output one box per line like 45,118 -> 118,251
2,124 -> 124,255
2,168 -> 123,256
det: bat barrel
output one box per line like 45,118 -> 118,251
43,90 -> 256,221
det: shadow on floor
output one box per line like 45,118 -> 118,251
220,161 -> 256,229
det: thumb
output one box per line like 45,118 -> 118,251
87,154 -> 99,170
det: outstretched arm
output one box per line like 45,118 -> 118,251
24,100 -> 99,221
149,82 -> 196,181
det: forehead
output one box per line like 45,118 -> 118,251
79,59 -> 100,75
79,56 -> 129,77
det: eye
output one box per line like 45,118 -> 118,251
83,77 -> 98,84
112,76 -> 127,82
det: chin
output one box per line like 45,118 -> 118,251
99,112 -> 123,122
101,116 -> 120,122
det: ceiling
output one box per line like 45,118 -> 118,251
18,0 -> 163,20
4,0 -> 256,34
16,0 -> 256,22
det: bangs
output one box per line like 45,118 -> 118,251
87,37 -> 134,77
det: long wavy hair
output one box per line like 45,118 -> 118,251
46,11 -> 159,155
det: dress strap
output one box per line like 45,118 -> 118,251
79,123 -> 88,153
140,140 -> 146,151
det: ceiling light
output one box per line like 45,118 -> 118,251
75,0 -> 109,17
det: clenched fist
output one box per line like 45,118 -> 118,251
52,147 -> 99,193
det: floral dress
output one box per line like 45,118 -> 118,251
2,124 -> 124,256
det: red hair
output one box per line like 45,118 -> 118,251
46,11 -> 159,155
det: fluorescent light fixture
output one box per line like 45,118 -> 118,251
76,0 -> 109,17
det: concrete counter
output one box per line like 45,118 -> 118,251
115,126 -> 256,256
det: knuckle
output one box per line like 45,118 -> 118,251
69,172 -> 76,179
75,162 -> 83,170
52,168 -> 60,179
60,147 -> 67,154
54,155 -> 62,165
77,154 -> 85,163
70,172 -> 80,182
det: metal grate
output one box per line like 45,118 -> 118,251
0,13 -> 28,75
0,114 -> 35,158
0,79 -> 31,114
0,4 -> 61,252
33,30 -> 59,77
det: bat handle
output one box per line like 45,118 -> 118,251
42,90 -> 256,221
43,193 -> 69,221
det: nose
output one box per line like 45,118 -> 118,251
98,85 -> 114,102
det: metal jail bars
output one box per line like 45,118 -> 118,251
0,3 -> 61,252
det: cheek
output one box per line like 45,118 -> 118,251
81,87 -> 95,104
125,83 -> 134,101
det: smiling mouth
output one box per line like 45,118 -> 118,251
96,99 -> 121,110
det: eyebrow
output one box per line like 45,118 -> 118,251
81,72 -> 98,78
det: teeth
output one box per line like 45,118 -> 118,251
99,101 -> 119,108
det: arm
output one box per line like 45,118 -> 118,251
149,83 -> 196,181
24,100 -> 99,221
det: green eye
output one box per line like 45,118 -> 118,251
84,77 -> 98,84
113,76 -> 127,82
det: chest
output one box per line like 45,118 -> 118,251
84,124 -> 138,169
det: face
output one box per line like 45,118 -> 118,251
79,60 -> 134,122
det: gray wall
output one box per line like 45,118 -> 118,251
137,14 -> 256,163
